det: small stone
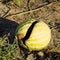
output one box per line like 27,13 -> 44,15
26,54 -> 35,60
38,51 -> 44,57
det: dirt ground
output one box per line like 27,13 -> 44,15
0,0 -> 60,60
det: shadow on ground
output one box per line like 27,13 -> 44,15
0,17 -> 19,43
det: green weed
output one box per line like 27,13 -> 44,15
0,35 -> 20,60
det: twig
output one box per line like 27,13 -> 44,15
5,2 -> 49,17
2,4 -> 11,17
